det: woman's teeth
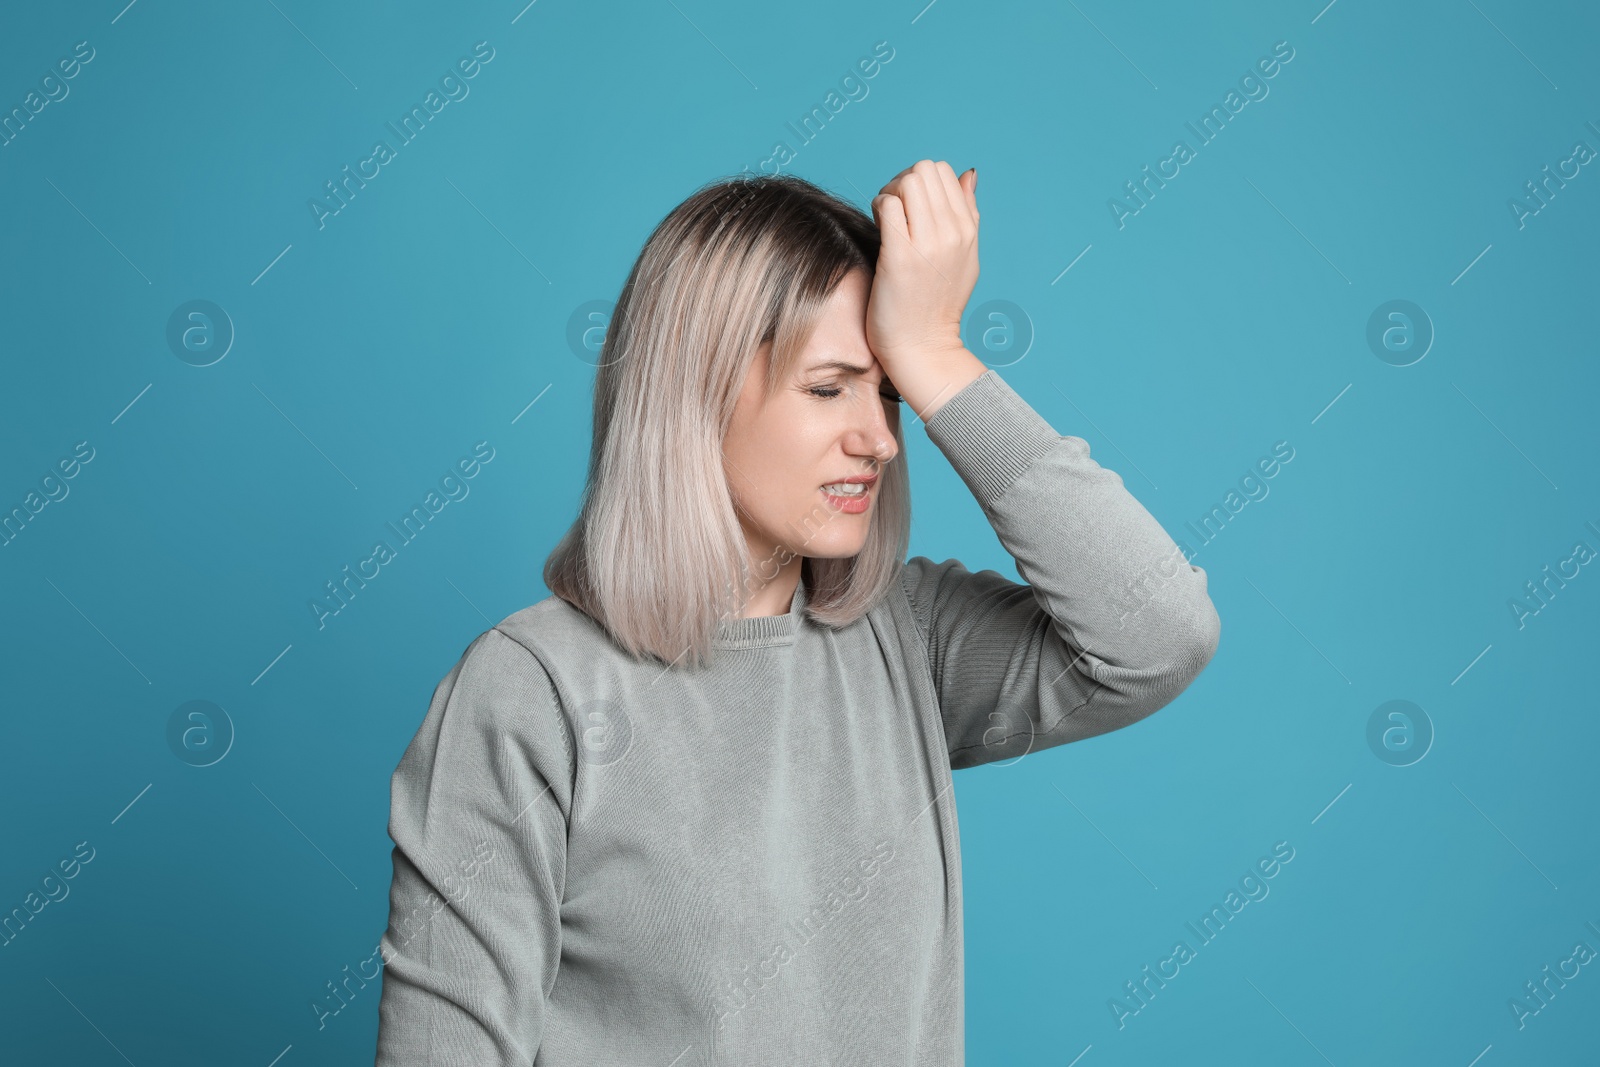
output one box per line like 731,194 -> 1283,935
823,483 -> 866,496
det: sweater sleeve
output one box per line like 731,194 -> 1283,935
375,628 -> 575,1065
903,369 -> 1221,771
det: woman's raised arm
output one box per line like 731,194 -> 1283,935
902,369 -> 1221,769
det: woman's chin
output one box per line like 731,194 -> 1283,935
796,535 -> 870,561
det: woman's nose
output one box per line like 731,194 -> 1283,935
844,390 -> 898,465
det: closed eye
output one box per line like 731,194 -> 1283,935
807,385 -> 903,403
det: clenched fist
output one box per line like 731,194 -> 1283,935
866,160 -> 986,421
867,160 -> 979,366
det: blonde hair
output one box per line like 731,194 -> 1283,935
543,173 -> 912,669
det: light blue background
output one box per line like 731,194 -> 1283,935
3,0 -> 1597,1063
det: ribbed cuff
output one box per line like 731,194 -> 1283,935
922,369 -> 1063,509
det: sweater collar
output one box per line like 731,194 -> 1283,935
712,575 -> 806,648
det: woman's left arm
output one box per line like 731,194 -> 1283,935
868,161 -> 1218,769
902,366 -> 1221,770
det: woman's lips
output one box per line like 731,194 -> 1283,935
820,483 -> 873,514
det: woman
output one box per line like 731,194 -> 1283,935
373,160 -> 1220,1065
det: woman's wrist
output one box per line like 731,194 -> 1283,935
888,345 -> 990,423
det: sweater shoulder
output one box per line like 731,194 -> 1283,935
488,591 -> 621,668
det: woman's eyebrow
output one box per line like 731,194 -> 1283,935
805,359 -> 898,392
810,359 -> 876,376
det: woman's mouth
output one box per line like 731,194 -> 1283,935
820,477 -> 875,514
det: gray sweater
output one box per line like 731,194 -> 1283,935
373,369 -> 1220,1065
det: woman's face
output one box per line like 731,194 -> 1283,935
723,268 -> 901,567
